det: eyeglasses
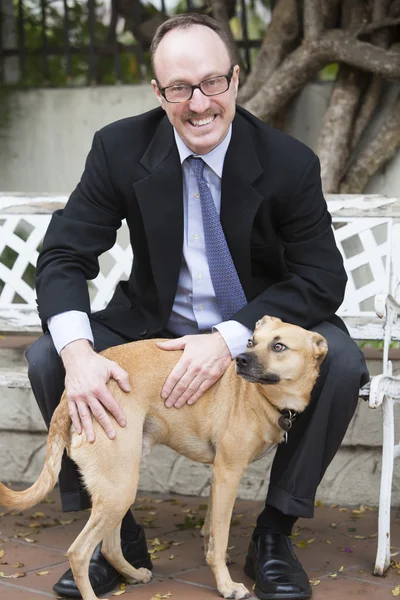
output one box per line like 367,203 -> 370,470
157,65 -> 235,104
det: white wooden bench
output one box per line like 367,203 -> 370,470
1,192 -> 400,576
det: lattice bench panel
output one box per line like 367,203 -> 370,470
335,218 -> 392,316
0,215 -> 132,317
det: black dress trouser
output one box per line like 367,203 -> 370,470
25,319 -> 369,518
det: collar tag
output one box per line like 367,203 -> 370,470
278,409 -> 297,442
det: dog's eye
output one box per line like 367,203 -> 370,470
247,339 -> 254,348
273,343 -> 286,352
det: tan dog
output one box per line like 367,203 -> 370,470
0,316 -> 327,600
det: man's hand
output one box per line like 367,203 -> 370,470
157,332 -> 232,408
60,339 -> 130,443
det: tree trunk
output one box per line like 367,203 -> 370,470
317,66 -> 367,193
237,0 -> 300,104
340,93 -> 400,193
243,28 -> 400,123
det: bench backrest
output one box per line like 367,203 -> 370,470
1,193 -> 400,339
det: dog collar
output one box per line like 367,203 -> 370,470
278,409 -> 297,442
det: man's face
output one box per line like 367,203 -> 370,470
152,25 -> 239,155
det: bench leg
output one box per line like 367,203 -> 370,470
374,396 -> 394,576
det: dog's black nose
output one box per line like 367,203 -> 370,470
236,353 -> 250,368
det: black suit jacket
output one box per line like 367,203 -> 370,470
35,105 -> 347,340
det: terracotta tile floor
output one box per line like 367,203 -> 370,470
0,486 -> 400,599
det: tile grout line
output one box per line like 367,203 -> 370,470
0,579 -> 56,597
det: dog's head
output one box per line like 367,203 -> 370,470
235,316 -> 328,413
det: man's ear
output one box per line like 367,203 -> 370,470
233,64 -> 240,97
151,79 -> 164,109
310,332 -> 328,364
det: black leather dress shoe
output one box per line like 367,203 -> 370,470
53,526 -> 152,598
244,532 -> 312,600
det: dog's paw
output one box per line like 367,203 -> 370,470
135,567 -> 152,584
220,581 -> 251,599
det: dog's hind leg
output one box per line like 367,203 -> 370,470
67,409 -> 151,598
67,510 -> 117,600
102,522 -> 152,585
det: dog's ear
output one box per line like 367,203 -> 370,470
310,333 -> 328,364
255,315 -> 282,330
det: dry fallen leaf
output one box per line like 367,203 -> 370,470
171,541 -> 184,546
309,579 -> 321,586
24,538 -> 36,543
112,590 -> 126,596
168,554 -> 175,560
36,571 -> 49,576
0,550 -> 4,559
58,519 -> 74,526
153,543 -> 170,552
40,497 -> 55,504
295,541 -> 309,549
392,585 -> 400,596
32,512 -> 46,518
13,563 -> 24,568
329,573 -> 338,578
0,571 -> 26,578
339,566 -> 344,572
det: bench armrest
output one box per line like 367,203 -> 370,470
369,373 -> 400,408
375,293 -> 400,322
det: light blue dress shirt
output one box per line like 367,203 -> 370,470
48,127 -> 252,358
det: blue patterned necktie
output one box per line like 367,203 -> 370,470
188,156 -> 247,321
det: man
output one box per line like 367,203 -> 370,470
26,12 -> 369,600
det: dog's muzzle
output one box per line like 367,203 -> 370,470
236,353 -> 281,384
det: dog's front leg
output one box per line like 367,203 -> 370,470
206,456 -> 251,599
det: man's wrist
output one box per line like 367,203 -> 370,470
60,338 -> 94,365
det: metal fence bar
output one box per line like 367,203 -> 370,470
110,0 -> 121,82
87,0 -> 96,82
0,3 -> 4,85
40,0 -> 49,81
239,0 -> 251,72
62,0 -> 72,80
17,0 -> 25,80
1,0 -> 264,86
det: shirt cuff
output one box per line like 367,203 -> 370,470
47,311 -> 94,355
213,320 -> 253,359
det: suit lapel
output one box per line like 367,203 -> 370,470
133,110 -> 265,318
220,113 -> 264,299
134,115 -> 184,322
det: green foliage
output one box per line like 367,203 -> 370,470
13,0 -> 152,86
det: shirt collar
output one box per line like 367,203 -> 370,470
174,125 -> 232,178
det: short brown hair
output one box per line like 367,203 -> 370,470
150,13 -> 235,76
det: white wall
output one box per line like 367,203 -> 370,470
0,83 -> 399,195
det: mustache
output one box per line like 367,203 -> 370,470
182,109 -> 220,121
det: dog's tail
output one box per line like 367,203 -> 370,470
0,397 -> 70,511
